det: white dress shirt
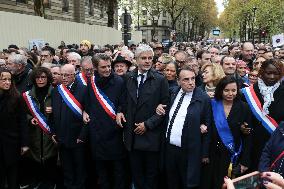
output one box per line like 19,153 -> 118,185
166,88 -> 193,147
137,70 -> 147,97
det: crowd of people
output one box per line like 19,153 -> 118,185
0,39 -> 284,189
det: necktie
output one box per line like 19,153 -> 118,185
138,74 -> 144,97
166,92 -> 186,142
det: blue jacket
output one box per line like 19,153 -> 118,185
162,86 -> 212,188
259,122 -> 284,176
51,79 -> 88,148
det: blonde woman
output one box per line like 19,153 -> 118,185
200,63 -> 226,98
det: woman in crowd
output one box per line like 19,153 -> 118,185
253,56 -> 266,70
242,59 -> 284,171
163,62 -> 178,90
0,68 -> 28,189
200,63 -> 225,98
209,76 -> 252,189
22,67 -> 57,189
248,68 -> 259,86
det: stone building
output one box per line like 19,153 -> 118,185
0,0 -> 118,28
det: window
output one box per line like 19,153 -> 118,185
163,10 -> 166,17
142,10 -> 147,16
62,0 -> 69,12
162,20 -> 166,26
142,20 -> 147,25
153,20 -> 158,26
16,0 -> 27,3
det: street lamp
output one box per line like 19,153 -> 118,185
252,6 -> 257,44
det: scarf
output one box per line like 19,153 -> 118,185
258,78 -> 280,115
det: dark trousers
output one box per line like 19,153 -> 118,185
165,144 -> 197,189
0,162 -> 19,189
129,150 -> 159,189
20,156 -> 57,188
95,159 -> 125,189
59,145 -> 86,189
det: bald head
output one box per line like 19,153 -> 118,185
242,42 -> 254,61
61,64 -> 76,86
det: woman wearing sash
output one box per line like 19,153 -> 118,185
209,76 -> 252,189
242,59 -> 284,171
0,68 -> 28,189
22,67 -> 57,189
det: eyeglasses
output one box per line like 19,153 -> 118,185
84,68 -> 94,72
36,76 -> 47,79
248,74 -> 258,78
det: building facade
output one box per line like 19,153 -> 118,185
0,0 -> 118,28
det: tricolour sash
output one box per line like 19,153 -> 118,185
22,91 -> 51,134
242,86 -> 278,134
76,72 -> 87,86
211,99 -> 242,175
58,84 -> 83,118
90,76 -> 116,119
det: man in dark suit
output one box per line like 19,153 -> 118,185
51,64 -> 88,189
157,66 -> 212,189
83,53 -> 127,189
116,44 -> 169,189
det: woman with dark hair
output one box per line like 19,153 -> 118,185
241,58 -> 284,172
0,68 -> 28,189
208,76 -> 252,189
22,67 -> 57,189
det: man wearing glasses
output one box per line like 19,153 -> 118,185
51,64 -> 88,189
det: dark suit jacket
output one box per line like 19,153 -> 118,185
51,79 -> 88,148
87,72 -> 126,160
122,68 -> 169,152
259,122 -> 284,176
162,86 -> 212,188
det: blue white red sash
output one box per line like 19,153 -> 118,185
22,91 -> 51,134
211,99 -> 242,164
90,76 -> 116,119
76,72 -> 87,86
242,86 -> 278,134
58,84 -> 83,118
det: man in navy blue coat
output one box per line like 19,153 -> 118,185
157,66 -> 212,189
83,53 -> 127,189
51,64 -> 88,189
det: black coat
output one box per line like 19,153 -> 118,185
259,122 -> 284,177
51,79 -> 88,148
87,73 -> 126,160
122,68 -> 169,152
0,93 -> 28,165
246,83 -> 284,171
14,66 -> 32,93
162,86 -> 212,188
209,99 -> 252,189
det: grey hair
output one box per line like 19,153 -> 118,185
51,64 -> 61,68
81,56 -> 93,65
68,52 -> 81,61
8,53 -> 27,66
121,49 -> 134,59
135,44 -> 154,58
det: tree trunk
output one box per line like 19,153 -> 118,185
106,0 -> 116,27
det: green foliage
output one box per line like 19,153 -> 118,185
219,0 -> 283,38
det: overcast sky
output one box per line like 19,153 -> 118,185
215,0 -> 224,17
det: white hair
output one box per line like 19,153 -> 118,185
121,49 -> 134,59
8,53 -> 27,66
135,44 -> 154,58
68,52 -> 81,61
